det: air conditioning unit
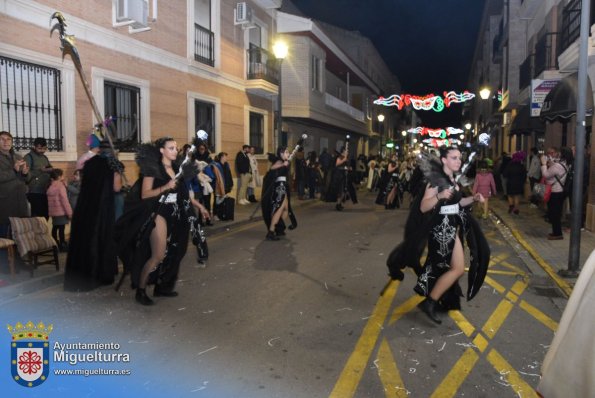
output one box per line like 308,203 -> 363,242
234,2 -> 253,25
115,0 -> 148,29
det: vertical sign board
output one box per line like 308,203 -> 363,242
531,79 -> 561,116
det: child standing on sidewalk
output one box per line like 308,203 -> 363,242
47,168 -> 73,252
473,161 -> 497,219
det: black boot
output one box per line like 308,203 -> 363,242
135,288 -> 154,305
266,231 -> 280,241
248,195 -> 258,203
335,203 -> 344,211
418,297 -> 442,324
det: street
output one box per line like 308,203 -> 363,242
0,193 -> 565,397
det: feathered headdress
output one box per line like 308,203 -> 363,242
135,143 -> 162,177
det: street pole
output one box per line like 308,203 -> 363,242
276,58 -> 283,151
564,0 -> 590,276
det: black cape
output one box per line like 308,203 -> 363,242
64,155 -> 119,291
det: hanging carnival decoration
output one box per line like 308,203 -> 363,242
373,91 -> 475,112
422,138 -> 462,147
407,127 -> 463,138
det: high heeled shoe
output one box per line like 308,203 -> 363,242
418,297 -> 442,324
266,231 -> 280,241
135,288 -> 154,306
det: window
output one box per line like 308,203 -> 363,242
104,81 -> 141,152
195,100 -> 215,151
194,0 -> 214,66
249,112 -> 264,154
311,55 -> 321,91
0,56 -> 63,151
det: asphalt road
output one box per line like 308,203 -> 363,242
0,193 -> 565,397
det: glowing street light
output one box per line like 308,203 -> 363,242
401,130 -> 407,136
479,86 -> 491,100
464,122 -> 472,130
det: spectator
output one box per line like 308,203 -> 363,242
76,134 -> 101,171
247,146 -> 261,203
306,151 -> 320,199
235,145 -> 251,205
541,147 -> 572,240
473,160 -> 497,219
527,147 -> 541,191
66,169 -> 81,211
497,151 -> 511,198
0,131 -> 29,236
47,168 -> 72,252
503,151 -> 527,215
24,137 -> 53,218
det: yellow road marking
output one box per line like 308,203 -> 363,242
510,229 -> 572,298
519,300 -> 558,331
376,338 -> 408,397
329,280 -> 399,398
499,261 -> 527,276
487,349 -> 539,398
388,295 -> 424,325
449,310 -> 475,337
430,348 -> 479,398
483,280 -> 528,339
484,276 -> 507,294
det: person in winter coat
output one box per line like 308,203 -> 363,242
503,151 -> 527,215
47,169 -> 73,252
472,161 -> 497,219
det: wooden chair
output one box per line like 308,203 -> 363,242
8,217 -> 59,277
0,238 -> 17,276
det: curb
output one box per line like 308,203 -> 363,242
490,208 -> 573,298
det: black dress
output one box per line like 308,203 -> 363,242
261,163 -> 297,233
387,182 -> 490,309
325,159 -> 358,204
115,162 -> 191,292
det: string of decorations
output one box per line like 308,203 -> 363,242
373,91 -> 475,112
407,126 -> 464,138
422,138 -> 462,147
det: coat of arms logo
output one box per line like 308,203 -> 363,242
7,321 -> 53,387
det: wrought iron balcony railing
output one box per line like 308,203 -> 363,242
247,45 -> 279,85
194,23 -> 215,67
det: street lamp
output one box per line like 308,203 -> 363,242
479,86 -> 491,100
377,114 -> 385,156
464,122 -> 472,130
273,41 -> 288,150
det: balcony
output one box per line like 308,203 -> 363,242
519,54 -> 533,91
560,0 -> 595,55
324,93 -> 364,122
245,46 -> 279,97
194,23 -> 215,67
534,32 -> 560,76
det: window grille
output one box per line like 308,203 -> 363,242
249,112 -> 264,154
194,100 -> 215,151
0,56 -> 63,151
104,80 -> 141,152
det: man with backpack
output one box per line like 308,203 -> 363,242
541,147 -> 573,240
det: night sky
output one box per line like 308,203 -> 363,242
290,0 -> 486,127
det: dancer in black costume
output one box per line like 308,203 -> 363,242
386,146 -> 490,324
64,141 -> 123,291
116,137 -> 193,305
375,156 -> 401,209
261,146 -> 297,241
326,147 -> 358,211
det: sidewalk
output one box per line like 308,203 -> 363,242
488,195 -> 595,293
0,194 -> 316,302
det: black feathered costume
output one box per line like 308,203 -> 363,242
324,156 -> 358,204
261,154 -> 297,234
64,153 -> 123,291
386,152 -> 490,309
114,143 -> 193,292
